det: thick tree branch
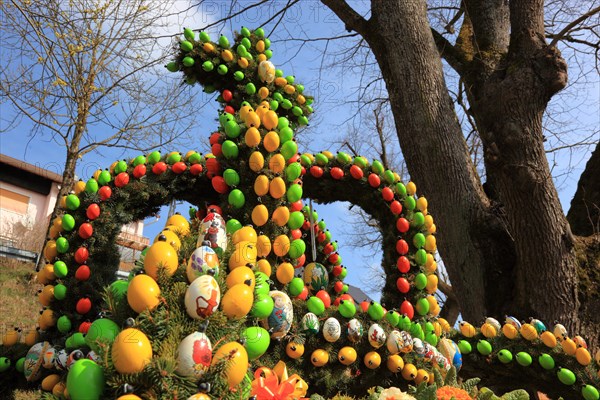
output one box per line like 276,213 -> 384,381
320,0 -> 370,39
431,28 -> 465,74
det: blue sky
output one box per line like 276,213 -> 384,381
1,1 -> 597,301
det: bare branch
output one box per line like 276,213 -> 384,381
549,5 -> 600,47
321,0 -> 370,38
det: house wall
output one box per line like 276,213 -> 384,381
0,181 -> 58,238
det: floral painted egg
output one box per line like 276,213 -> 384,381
186,245 -> 219,282
323,318 -> 341,343
258,60 -> 276,83
198,213 -> 227,254
53,348 -> 69,370
437,338 -> 462,371
177,330 -> 212,379
386,330 -> 406,355
42,345 -> 56,368
367,324 -> 386,349
301,312 -> 320,334
24,341 -> 51,381
262,291 -> 293,339
303,262 -> 329,292
346,318 -> 364,343
185,275 -> 221,319
398,331 -> 414,353
412,338 -> 426,357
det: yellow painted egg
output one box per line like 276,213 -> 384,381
252,204 -> 269,226
276,262 -> 294,284
228,241 -> 257,270
263,131 -> 280,152
257,258 -> 272,276
387,354 -> 405,373
502,323 -> 519,339
269,177 -> 286,199
425,235 -> 436,252
112,328 -> 153,374
258,86 -> 269,99
561,337 -> 577,355
52,381 -> 66,397
575,347 -> 591,366
144,240 -> 178,279
165,213 -> 190,236
2,328 -> 20,346
428,224 -> 437,234
262,110 -> 278,130
38,309 -> 56,330
202,42 -> 214,53
433,321 -> 443,337
416,196 -> 428,211
240,105 -> 254,120
221,49 -> 233,62
481,322 -> 498,339
438,318 -> 451,333
540,331 -> 557,348
275,77 -> 287,86
254,175 -> 270,196
226,266 -> 255,289
48,225 -> 60,240
459,321 -> 476,338
43,240 -> 58,261
245,127 -> 261,147
256,235 -> 272,257
255,40 -> 265,52
284,84 -> 295,95
41,374 -> 61,391
273,235 -> 290,257
401,363 -> 417,381
39,285 -> 54,306
221,282 -> 254,319
297,94 -> 306,104
128,274 -> 161,313
406,181 -> 417,196
256,53 -> 267,63
415,369 -> 430,385
249,151 -> 265,172
426,295 -> 438,312
73,180 -> 86,194
232,226 -> 257,245
59,195 -> 67,209
322,151 -> 334,159
154,229 -> 181,251
24,329 -> 40,346
425,274 -> 438,294
272,206 -> 290,226
338,346 -> 357,366
424,214 -> 434,229
520,323 -> 538,341
269,154 -> 286,173
245,111 -> 261,128
364,351 -> 381,369
310,349 -> 329,367
286,342 -> 304,359
118,395 -> 143,400
255,104 -> 270,119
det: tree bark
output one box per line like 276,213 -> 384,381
567,143 -> 600,236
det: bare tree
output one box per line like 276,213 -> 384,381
0,0 -> 199,228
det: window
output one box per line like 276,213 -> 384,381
0,188 -> 30,214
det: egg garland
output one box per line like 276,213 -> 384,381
8,25 -> 595,400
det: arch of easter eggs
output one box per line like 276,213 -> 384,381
40,147 -> 440,340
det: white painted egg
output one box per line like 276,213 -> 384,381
177,330 -> 212,379
263,291 -> 293,339
300,312 -> 320,334
346,318 -> 363,343
186,245 -> 219,282
185,275 -> 220,319
367,323 -> 386,349
322,317 -> 341,343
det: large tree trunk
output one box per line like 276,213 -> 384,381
322,0 -> 599,353
567,143 -> 600,236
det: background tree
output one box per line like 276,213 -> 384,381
0,0 -> 199,236
318,0 -> 599,347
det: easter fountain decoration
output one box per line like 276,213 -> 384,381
0,25 -> 599,400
